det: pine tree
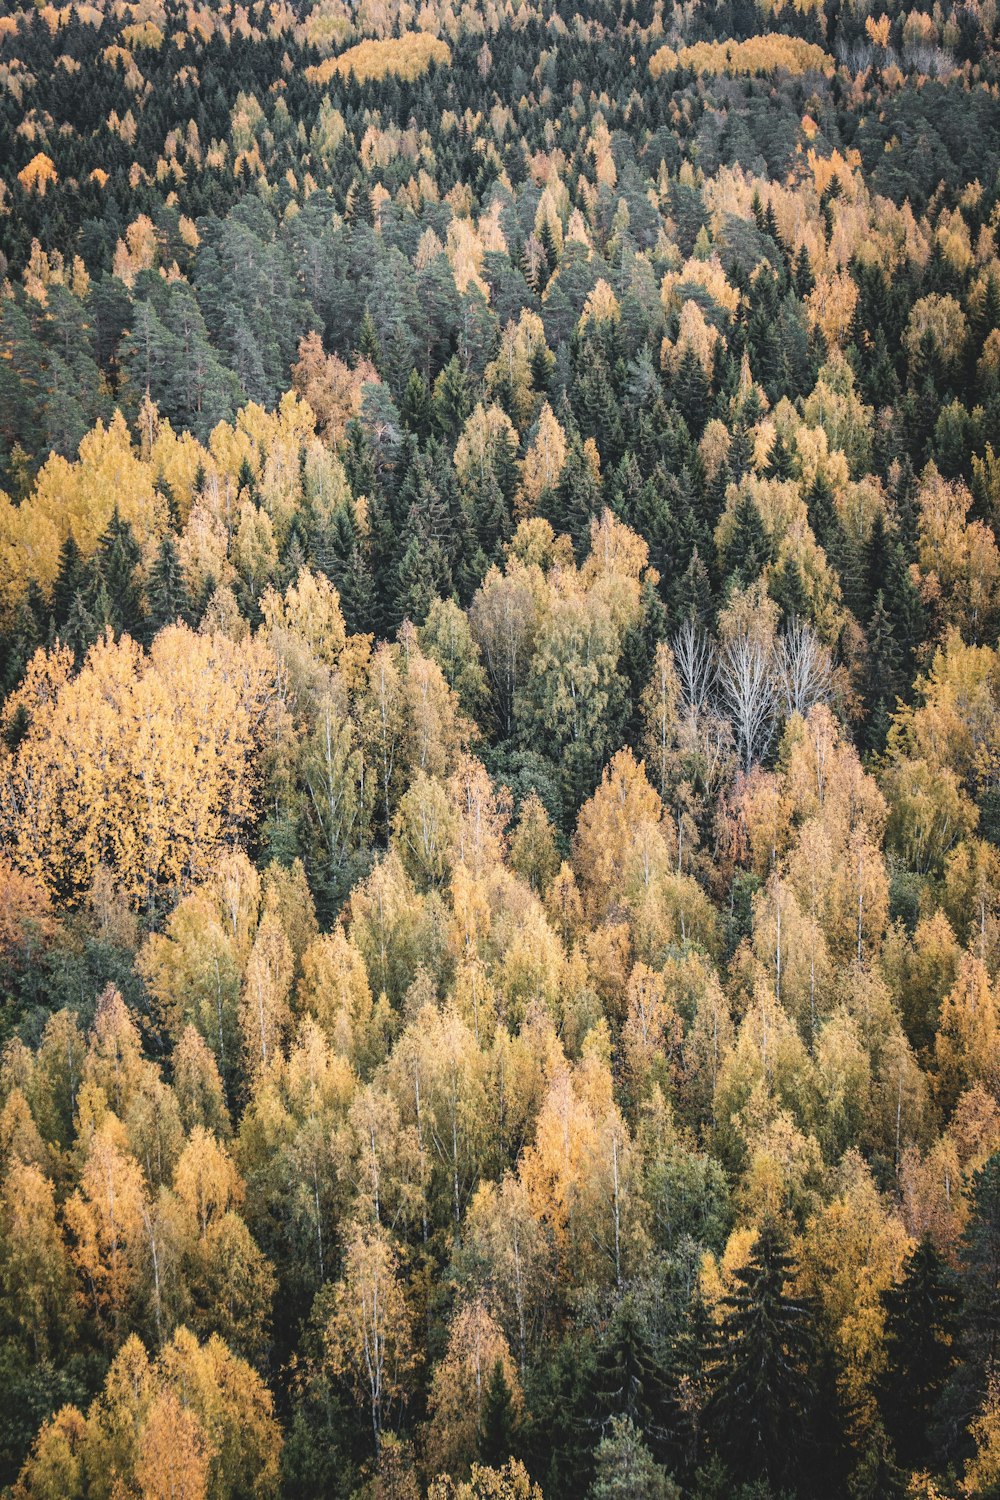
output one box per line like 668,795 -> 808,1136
878,1236 -> 959,1471
588,1417 -> 679,1500
708,1218 -> 817,1493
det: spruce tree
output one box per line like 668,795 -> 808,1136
147,533 -> 188,637
878,1235 -> 959,1471
769,554 -> 810,625
793,244 -> 815,299
665,1294 -> 715,1478
358,307 -> 382,369
863,511 -> 893,621
94,509 -> 144,637
942,1153 -> 1000,1456
552,441 -> 603,555
672,348 -> 710,437
432,356 -> 472,442
2,585 -> 44,693
401,367 -> 432,440
675,548 -> 713,625
479,1359 -> 518,1469
708,1218 -> 817,1494
721,491 -> 772,590
467,464 -> 511,559
236,456 -> 257,500
862,591 -> 902,754
593,1296 -> 670,1459
765,428 -> 795,481
62,588 -> 99,664
51,533 -> 83,628
396,533 -> 451,625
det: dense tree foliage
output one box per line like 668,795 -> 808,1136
4,0 -> 1000,1493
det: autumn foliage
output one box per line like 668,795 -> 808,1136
3,0 -> 1000,1494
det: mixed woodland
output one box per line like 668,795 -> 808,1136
5,0 -> 1000,1493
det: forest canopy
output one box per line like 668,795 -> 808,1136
3,0 -> 1000,1495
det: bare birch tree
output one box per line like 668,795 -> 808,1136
773,618 -> 834,721
718,630 -> 777,772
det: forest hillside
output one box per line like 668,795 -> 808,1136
3,0 -> 1000,1494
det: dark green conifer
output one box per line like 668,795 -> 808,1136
720,491 -> 772,590
879,1236 -> 959,1471
146,533 -> 188,637
707,1218 -> 817,1493
479,1359 -> 519,1469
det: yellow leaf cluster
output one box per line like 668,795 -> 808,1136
651,34 -> 834,79
0,627 -> 280,908
306,33 -> 451,86
17,151 -> 57,194
661,253 -> 741,319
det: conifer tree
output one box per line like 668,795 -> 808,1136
862,591 -> 902,752
721,491 -> 772,590
879,1236 -> 959,1472
51,533 -> 83,628
479,1359 -> 519,1469
672,348 -> 710,437
592,1297 -> 671,1461
707,1219 -> 817,1493
147,533 -> 188,638
95,509 -> 144,638
588,1417 -> 679,1500
943,1155 -> 1000,1453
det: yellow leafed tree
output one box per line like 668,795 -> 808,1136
0,627 -> 279,908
